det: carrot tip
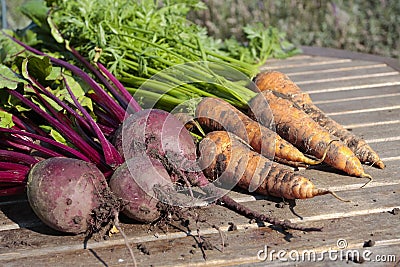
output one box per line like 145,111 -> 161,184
328,191 -> 351,203
376,160 -> 385,169
360,174 -> 373,188
306,139 -> 340,165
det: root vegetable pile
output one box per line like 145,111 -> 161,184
199,131 -> 345,200
249,90 -> 372,180
196,97 -> 327,167
254,71 -> 385,169
0,0 -> 385,263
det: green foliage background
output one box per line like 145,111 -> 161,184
2,0 -> 399,60
189,0 -> 399,60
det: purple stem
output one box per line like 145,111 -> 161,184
97,62 -> 142,113
27,84 -> 76,131
0,125 -> 91,162
0,138 -> 32,152
8,111 -> 49,137
63,76 -> 123,167
0,150 -> 39,165
93,107 -> 120,129
68,47 -> 129,109
87,92 -> 120,124
95,122 -> 115,137
73,118 -> 103,152
0,108 -> 28,131
0,170 -> 28,183
4,135 -> 65,158
3,31 -> 125,123
7,89 -> 104,166
27,82 -> 92,132
0,162 -> 31,172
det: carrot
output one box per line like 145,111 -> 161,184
195,97 -> 325,167
248,90 -> 372,181
254,71 -> 385,169
198,131 -> 346,200
173,112 -> 198,132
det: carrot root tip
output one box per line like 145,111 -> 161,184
328,191 -> 351,203
305,139 -> 339,165
360,174 -> 373,188
375,160 -> 385,169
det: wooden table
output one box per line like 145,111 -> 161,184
1,49 -> 400,266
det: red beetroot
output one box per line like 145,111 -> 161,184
27,157 -> 120,234
109,156 -> 174,223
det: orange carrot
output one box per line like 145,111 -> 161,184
254,71 -> 384,169
195,97 -> 324,167
248,90 -> 372,180
198,131 -> 346,200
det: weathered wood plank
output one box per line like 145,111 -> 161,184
326,109 -> 400,128
314,94 -> 400,114
314,92 -> 400,106
282,62 -> 389,76
303,76 -> 400,94
262,54 -> 314,64
1,180 -> 398,250
261,58 -> 353,70
263,59 -> 388,75
305,85 -> 400,103
262,56 -> 351,69
1,211 -> 398,266
344,123 -> 400,141
286,66 -> 398,84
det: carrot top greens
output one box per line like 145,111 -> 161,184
14,0 -> 299,110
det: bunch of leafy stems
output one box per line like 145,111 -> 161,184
87,29 -> 266,111
117,55 -> 260,112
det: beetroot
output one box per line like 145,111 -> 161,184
27,157 -> 120,234
113,109 -> 208,188
109,156 -> 174,223
111,109 -> 318,231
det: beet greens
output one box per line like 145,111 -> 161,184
0,31 -> 132,195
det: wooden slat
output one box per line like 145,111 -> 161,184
261,58 -> 353,70
287,66 -> 398,83
322,107 -> 400,126
306,85 -> 400,103
262,54 -> 313,64
261,55 -> 351,68
283,62 -> 389,76
300,76 -> 400,94
314,92 -> 400,105
263,59 -> 389,74
315,95 -> 400,114
341,122 -> 400,139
